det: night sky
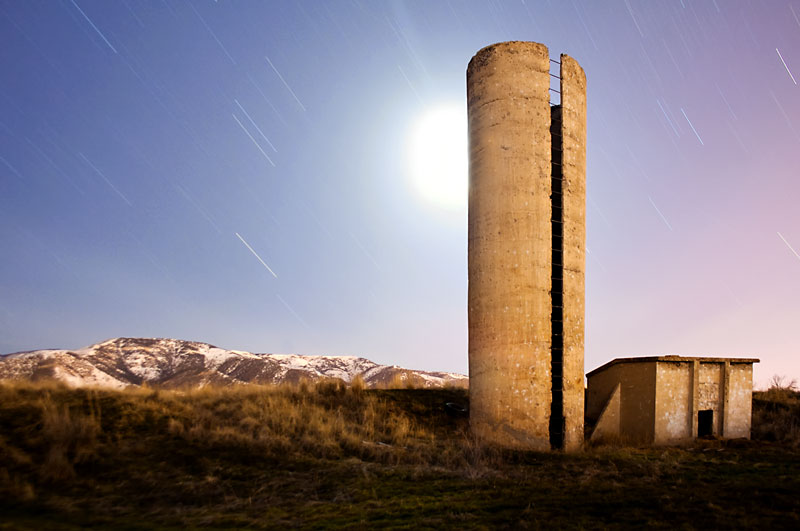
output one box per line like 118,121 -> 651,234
1,1 -> 798,387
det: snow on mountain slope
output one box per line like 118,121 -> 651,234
0,337 -> 467,390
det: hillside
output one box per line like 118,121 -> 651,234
0,337 -> 467,389
0,381 -> 798,528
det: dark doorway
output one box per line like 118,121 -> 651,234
698,409 -> 714,438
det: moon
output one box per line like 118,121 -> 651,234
408,104 -> 468,211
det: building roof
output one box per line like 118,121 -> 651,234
586,356 -> 760,378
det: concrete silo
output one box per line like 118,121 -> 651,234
467,41 -> 586,451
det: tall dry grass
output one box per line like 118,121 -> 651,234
752,376 -> 800,447
0,378 -> 500,501
165,379 -> 432,461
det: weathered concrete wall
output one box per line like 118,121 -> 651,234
723,363 -> 753,438
586,363 -> 625,423
654,361 -> 693,443
467,41 -> 553,450
590,383 -> 620,442
617,362 -> 656,443
587,362 -> 656,444
698,362 -> 723,435
654,360 -> 754,443
559,54 -> 586,452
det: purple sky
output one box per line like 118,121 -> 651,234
1,1 -> 798,388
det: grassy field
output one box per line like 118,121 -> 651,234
0,380 -> 798,529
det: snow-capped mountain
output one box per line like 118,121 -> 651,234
0,337 -> 467,390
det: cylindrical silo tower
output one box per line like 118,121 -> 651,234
467,41 -> 586,451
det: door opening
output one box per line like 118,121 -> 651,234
698,409 -> 714,438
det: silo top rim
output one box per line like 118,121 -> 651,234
473,40 -> 548,56
468,41 -> 549,73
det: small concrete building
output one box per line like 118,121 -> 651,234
586,356 -> 759,445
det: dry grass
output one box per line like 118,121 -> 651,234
0,379 -> 798,528
0,380 -> 488,493
752,376 -> 800,447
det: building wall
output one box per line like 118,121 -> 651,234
559,54 -> 587,452
467,41 -> 554,450
618,362 -> 657,443
723,363 -> 754,439
590,383 -> 620,442
586,363 -> 625,422
698,362 -> 723,435
587,362 -> 656,444
654,361 -> 693,443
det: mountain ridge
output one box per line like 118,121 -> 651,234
0,337 -> 467,389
